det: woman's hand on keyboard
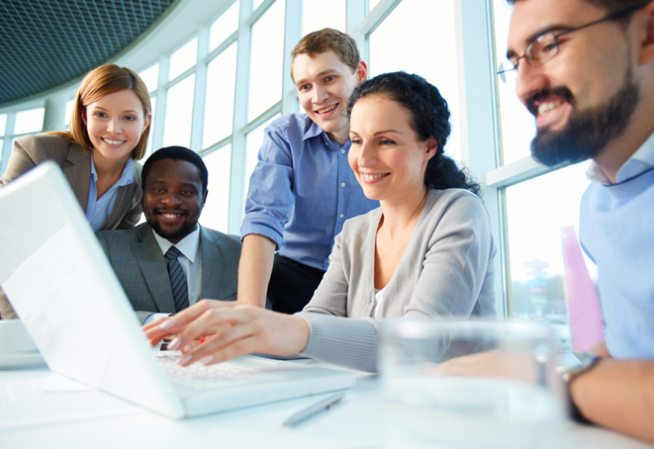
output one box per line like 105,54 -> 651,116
143,300 -> 310,367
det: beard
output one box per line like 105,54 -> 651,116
148,208 -> 198,242
528,68 -> 640,167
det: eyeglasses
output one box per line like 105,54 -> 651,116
497,2 -> 651,83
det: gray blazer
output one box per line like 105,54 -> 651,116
0,134 -> 143,320
97,224 -> 241,323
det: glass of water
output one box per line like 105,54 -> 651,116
379,319 -> 566,449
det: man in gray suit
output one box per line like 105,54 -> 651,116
97,146 -> 241,324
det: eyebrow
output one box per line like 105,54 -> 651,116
90,106 -> 139,114
350,129 -> 403,136
506,24 -> 571,59
294,69 -> 338,86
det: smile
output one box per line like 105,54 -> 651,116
316,104 -> 337,114
538,99 -> 564,115
155,210 -> 188,222
361,172 -> 390,183
102,138 -> 125,146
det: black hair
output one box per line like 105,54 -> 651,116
506,0 -> 650,21
141,146 -> 209,193
347,72 -> 480,195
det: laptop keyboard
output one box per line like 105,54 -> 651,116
157,351 -> 280,390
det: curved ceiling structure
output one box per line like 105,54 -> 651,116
0,0 -> 179,107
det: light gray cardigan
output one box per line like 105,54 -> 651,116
299,188 -> 497,372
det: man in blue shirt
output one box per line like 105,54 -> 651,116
502,0 -> 654,442
239,29 -> 379,313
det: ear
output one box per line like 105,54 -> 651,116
143,112 -> 152,132
202,189 -> 208,206
424,136 -> 438,161
638,3 -> 654,65
81,107 -> 87,125
356,61 -> 368,85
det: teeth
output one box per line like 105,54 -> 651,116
538,100 -> 563,115
361,173 -> 388,180
103,138 -> 123,145
317,105 -> 337,114
162,213 -> 180,219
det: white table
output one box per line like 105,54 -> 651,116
0,364 -> 651,449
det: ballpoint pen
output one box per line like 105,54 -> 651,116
283,392 -> 345,427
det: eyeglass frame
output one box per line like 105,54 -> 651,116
497,1 -> 652,82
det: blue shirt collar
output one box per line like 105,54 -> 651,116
587,131 -> 654,184
300,114 -> 351,151
90,154 -> 134,187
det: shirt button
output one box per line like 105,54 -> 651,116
324,141 -> 329,146
340,214 -> 344,218
341,182 -> 346,187
341,149 -> 346,154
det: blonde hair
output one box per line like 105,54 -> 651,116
54,64 -> 151,160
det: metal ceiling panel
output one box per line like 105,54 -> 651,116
0,0 -> 178,106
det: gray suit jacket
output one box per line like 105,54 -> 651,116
96,224 -> 241,323
0,134 -> 143,320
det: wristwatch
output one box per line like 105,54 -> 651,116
562,353 -> 603,423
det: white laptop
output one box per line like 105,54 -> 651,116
0,162 -> 355,418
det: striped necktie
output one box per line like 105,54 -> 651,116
164,246 -> 189,312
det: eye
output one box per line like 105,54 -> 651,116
350,137 -> 362,145
150,188 -> 164,193
380,138 -> 396,145
93,112 -> 108,118
123,115 -> 137,122
298,84 -> 311,92
324,75 -> 336,83
181,190 -> 194,195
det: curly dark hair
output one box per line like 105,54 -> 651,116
346,72 -> 480,195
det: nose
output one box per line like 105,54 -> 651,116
357,139 -> 377,168
161,191 -> 182,207
312,85 -> 328,104
515,62 -> 548,107
107,117 -> 122,134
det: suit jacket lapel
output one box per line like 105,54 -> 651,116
132,225 -> 176,312
62,144 -> 91,211
200,227 -> 221,299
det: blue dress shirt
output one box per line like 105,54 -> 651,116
86,156 -> 135,232
580,131 -> 654,359
241,114 -> 379,271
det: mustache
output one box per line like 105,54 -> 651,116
526,87 -> 575,117
152,207 -> 189,216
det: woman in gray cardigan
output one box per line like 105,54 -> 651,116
0,64 -> 151,319
145,73 -> 496,372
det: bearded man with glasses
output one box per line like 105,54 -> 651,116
437,0 -> 654,444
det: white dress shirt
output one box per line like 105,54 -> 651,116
144,226 -> 203,324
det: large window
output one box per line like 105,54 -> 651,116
204,43 -> 238,149
368,0 -> 461,162
302,0 -> 345,36
200,145 -> 232,233
164,75 -> 196,148
2,0 -> 594,337
248,0 -> 285,122
492,0 -> 536,165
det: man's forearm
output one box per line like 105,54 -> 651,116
237,234 -> 277,307
571,359 -> 654,444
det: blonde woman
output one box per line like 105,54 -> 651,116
0,64 -> 151,319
